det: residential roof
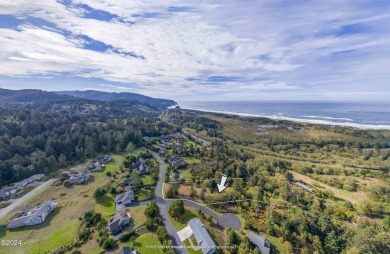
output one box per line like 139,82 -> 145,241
131,158 -> 149,173
118,247 -> 136,254
248,231 -> 271,254
7,201 -> 57,228
116,191 -> 135,204
69,172 -> 90,184
188,218 -> 216,254
108,212 -> 131,233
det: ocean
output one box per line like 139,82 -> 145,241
178,101 -> 390,130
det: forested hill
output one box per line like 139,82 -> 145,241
57,90 -> 176,108
0,88 -> 73,103
0,99 -> 174,187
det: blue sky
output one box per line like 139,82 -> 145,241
0,0 -> 389,102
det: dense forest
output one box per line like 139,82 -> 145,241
0,99 -> 172,187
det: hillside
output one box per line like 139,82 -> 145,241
57,90 -> 176,108
0,88 -> 73,103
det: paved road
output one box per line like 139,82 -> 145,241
0,178 -> 57,220
146,149 -> 189,254
146,149 -> 242,253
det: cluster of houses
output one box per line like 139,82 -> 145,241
0,174 -> 45,201
86,154 -> 112,172
7,201 -> 57,229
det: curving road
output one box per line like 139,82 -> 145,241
145,149 -> 242,253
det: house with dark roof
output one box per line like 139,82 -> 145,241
131,158 -> 149,173
187,218 -> 216,254
118,247 -> 137,254
248,231 -> 271,254
168,155 -> 186,168
16,174 -> 45,188
107,211 -> 131,235
69,172 -> 91,185
88,162 -> 105,172
1,174 -> 45,200
98,154 -> 112,163
115,191 -> 135,210
7,201 -> 57,229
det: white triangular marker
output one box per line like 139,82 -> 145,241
217,175 -> 227,193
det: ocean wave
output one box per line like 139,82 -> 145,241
303,115 -> 354,122
180,106 -> 390,130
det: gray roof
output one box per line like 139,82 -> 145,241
116,191 -> 135,203
248,231 -> 270,254
16,174 -> 45,187
118,247 -> 136,254
131,158 -> 149,173
108,212 -> 131,233
0,186 -> 18,198
188,218 -> 216,254
69,172 -> 90,184
7,201 -> 57,228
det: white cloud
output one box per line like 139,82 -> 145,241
0,0 -> 389,100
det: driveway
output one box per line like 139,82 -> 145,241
0,178 -> 57,220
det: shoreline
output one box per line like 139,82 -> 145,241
180,106 -> 390,130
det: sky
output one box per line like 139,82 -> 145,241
0,0 -> 389,102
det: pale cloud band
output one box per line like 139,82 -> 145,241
0,0 -> 389,100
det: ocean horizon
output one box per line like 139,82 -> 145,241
178,101 -> 390,130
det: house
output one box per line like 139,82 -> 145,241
248,231 -> 271,254
159,148 -> 168,156
69,172 -> 91,185
98,154 -> 112,163
0,186 -> 19,200
177,218 -> 216,254
107,211 -> 131,235
118,247 -> 137,254
88,162 -> 105,172
115,191 -> 135,209
168,155 -> 186,168
143,136 -> 149,141
7,201 -> 57,229
16,174 -> 45,187
170,172 -> 181,180
131,158 -> 149,173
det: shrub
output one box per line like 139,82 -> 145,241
102,238 -> 115,249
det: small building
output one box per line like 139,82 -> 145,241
69,172 -> 91,185
143,136 -> 149,141
108,211 -> 131,235
248,231 -> 271,254
115,191 -> 135,209
88,162 -> 105,172
131,158 -> 149,173
118,247 -> 137,254
98,155 -> 112,163
170,172 -> 181,180
7,201 -> 57,229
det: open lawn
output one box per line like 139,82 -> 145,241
129,205 -> 148,228
135,189 -> 151,201
95,193 -> 116,219
142,175 -> 153,185
169,207 -> 197,230
128,233 -> 164,254
184,239 -> 202,254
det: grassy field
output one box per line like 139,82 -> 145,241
128,233 -> 164,254
0,151 -> 144,254
289,170 -> 369,207
129,205 -> 148,228
142,175 -> 153,185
